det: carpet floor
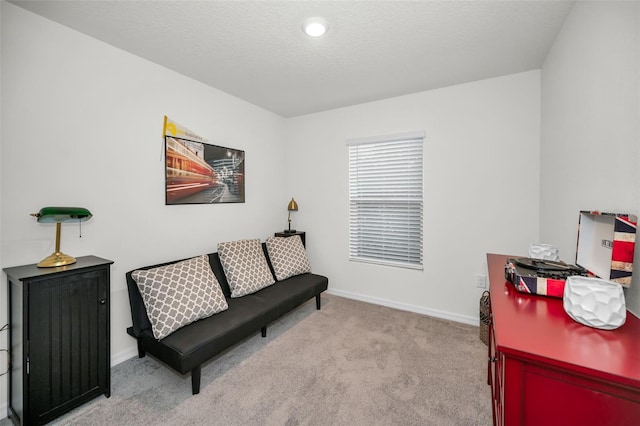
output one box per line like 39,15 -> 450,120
3,294 -> 492,425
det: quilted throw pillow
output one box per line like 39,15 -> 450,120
217,239 -> 276,298
265,235 -> 312,281
131,254 -> 228,340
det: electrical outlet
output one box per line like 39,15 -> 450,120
476,274 -> 487,289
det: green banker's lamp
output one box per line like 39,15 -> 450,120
31,206 -> 92,267
285,197 -> 298,233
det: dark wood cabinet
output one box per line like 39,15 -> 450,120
486,253 -> 640,426
274,231 -> 305,247
3,256 -> 113,425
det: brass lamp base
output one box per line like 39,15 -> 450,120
37,252 -> 77,268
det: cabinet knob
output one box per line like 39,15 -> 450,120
100,299 -> 107,305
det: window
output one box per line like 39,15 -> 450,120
348,131 -> 424,269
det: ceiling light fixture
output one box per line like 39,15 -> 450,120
302,17 -> 329,38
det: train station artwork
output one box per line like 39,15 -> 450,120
165,136 -> 245,205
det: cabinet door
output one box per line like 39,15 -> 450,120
27,268 -> 109,424
523,365 -> 640,426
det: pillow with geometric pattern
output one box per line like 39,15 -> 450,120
265,235 -> 312,281
217,239 -> 276,298
131,254 -> 228,340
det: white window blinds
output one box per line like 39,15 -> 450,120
348,131 -> 424,269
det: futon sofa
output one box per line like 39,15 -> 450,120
125,237 -> 328,394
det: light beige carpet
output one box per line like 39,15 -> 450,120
20,294 -> 491,425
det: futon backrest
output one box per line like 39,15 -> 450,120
125,243 -> 277,338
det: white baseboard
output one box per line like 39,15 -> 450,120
325,289 -> 479,326
0,293 -> 479,423
110,346 -> 139,367
108,291 -> 479,370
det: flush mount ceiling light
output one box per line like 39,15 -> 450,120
302,17 -> 329,37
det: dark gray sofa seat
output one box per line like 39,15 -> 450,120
125,245 -> 328,394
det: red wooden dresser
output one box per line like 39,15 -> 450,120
486,253 -> 640,426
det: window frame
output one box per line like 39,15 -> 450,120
347,131 -> 424,270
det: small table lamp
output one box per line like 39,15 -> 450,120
31,206 -> 93,267
285,197 -> 298,233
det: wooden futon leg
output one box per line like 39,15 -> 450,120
192,365 -> 201,395
316,294 -> 321,310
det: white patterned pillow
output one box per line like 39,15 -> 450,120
217,239 -> 276,297
132,255 -> 228,340
265,236 -> 312,281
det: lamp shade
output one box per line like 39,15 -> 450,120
34,206 -> 92,223
285,198 -> 299,233
31,206 -> 92,268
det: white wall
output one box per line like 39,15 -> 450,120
541,1 -> 640,316
0,1 -> 287,409
285,71 -> 541,323
4,0 -> 637,417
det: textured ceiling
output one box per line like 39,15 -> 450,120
10,0 -> 575,117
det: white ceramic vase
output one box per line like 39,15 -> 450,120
563,276 -> 626,330
528,243 -> 559,261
